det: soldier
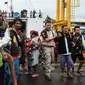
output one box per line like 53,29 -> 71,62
71,26 -> 84,76
40,21 -> 57,81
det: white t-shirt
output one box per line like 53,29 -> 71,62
61,36 -> 71,55
0,28 -> 11,47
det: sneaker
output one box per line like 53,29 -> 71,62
72,72 -> 77,76
51,66 -> 55,71
44,74 -> 52,81
61,73 -> 67,77
67,73 -> 73,79
36,73 -> 39,77
77,72 -> 84,76
32,74 -> 39,78
19,66 -> 24,71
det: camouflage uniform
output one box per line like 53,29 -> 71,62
41,29 -> 56,76
72,34 -> 84,63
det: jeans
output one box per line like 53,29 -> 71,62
5,59 -> 20,85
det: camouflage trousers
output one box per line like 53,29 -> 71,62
42,47 -> 54,76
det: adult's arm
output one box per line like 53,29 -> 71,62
45,35 -> 57,42
0,49 -> 17,85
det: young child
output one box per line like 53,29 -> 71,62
26,30 -> 40,78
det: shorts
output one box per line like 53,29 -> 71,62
0,65 -> 4,85
71,54 -> 84,63
60,54 -> 74,68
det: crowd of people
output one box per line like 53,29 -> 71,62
0,9 -> 85,85
0,10 -> 42,18
29,10 -> 42,18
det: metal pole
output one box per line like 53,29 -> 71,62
56,0 -> 60,21
61,0 -> 65,20
67,0 -> 71,28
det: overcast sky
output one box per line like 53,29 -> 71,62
0,0 -> 85,19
